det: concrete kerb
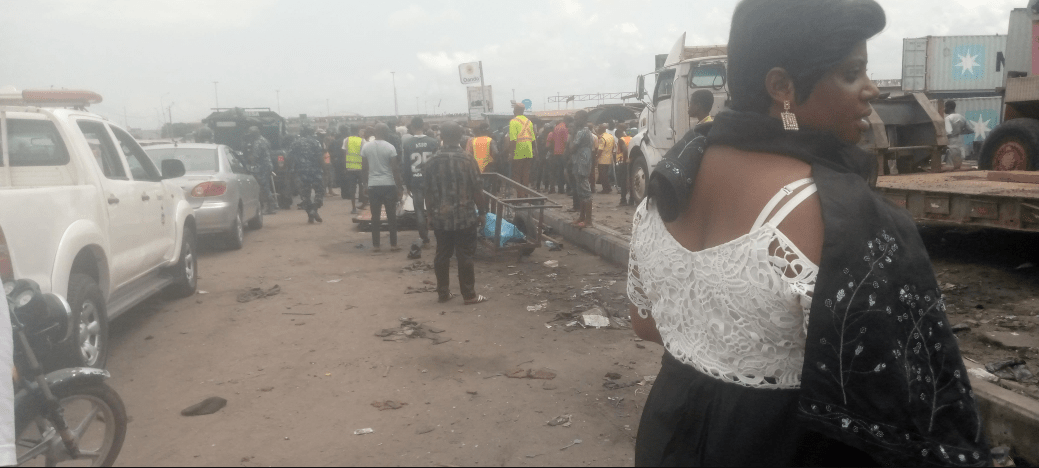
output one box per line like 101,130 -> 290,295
522,206 -> 1039,465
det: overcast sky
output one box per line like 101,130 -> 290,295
0,0 -> 1024,129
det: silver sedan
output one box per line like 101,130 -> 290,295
145,143 -> 262,250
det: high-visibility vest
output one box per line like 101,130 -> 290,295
471,136 -> 494,172
344,136 -> 363,171
512,116 -> 534,143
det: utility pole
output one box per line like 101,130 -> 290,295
326,98 -> 330,117
390,72 -> 399,118
276,90 -> 280,114
212,81 -> 219,108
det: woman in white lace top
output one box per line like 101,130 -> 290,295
627,0 -> 891,466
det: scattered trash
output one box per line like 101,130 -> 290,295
236,285 -> 281,303
181,397 -> 227,416
544,324 -> 553,329
565,321 -> 580,328
1015,262 -> 1035,270
327,278 -> 342,283
544,240 -> 564,251
967,367 -> 1000,383
371,400 -> 408,411
480,212 -> 526,247
408,244 -> 422,260
374,318 -> 451,344
506,368 -> 557,380
405,285 -> 438,294
560,439 -> 582,451
547,414 -> 572,427
985,359 -> 1034,382
582,311 -> 611,329
401,261 -> 433,272
526,301 -> 548,312
197,290 -> 209,295
950,323 -> 972,333
353,428 -> 374,435
543,260 -> 559,268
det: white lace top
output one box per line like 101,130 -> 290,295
627,178 -> 819,389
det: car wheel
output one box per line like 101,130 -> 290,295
630,155 -> 649,204
979,119 -> 1039,171
167,226 -> 198,298
226,208 -> 245,250
64,273 -> 109,369
248,204 -> 263,230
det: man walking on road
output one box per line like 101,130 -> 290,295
245,126 -> 277,215
595,124 -> 616,194
341,125 -> 366,214
425,121 -> 489,305
402,117 -> 440,247
362,123 -> 404,252
288,124 -> 325,223
508,103 -> 536,187
546,117 -> 570,195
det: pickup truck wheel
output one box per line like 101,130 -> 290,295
630,156 -> 649,203
979,119 -> 1039,171
226,209 -> 245,250
65,273 -> 109,369
167,227 -> 198,298
248,205 -> 263,230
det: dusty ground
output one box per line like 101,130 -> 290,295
107,194 -> 657,467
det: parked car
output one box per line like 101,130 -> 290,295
144,143 -> 263,250
0,87 -> 197,369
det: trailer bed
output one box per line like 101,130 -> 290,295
876,171 -> 1039,232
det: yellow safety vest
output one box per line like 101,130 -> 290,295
512,116 -> 534,143
344,136 -> 363,171
470,136 -> 494,172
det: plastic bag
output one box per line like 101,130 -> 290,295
481,212 -> 526,247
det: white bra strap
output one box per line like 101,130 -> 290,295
766,183 -> 818,227
751,178 -> 813,230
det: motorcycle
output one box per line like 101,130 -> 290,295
6,279 -> 126,466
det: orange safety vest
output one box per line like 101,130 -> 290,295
620,136 -> 632,162
470,136 -> 494,172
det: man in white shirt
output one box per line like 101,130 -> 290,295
944,101 -> 973,170
361,124 -> 405,252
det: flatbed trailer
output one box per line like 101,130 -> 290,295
876,170 -> 1039,232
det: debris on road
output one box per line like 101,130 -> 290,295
181,397 -> 228,416
560,439 -> 582,450
547,414 -> 572,427
353,428 -> 374,435
506,368 -> 557,380
236,285 -> 281,303
401,260 -> 433,272
405,285 -> 438,294
968,367 -> 1000,383
603,380 -> 640,390
544,260 -> 559,268
374,318 -> 451,344
371,400 -> 408,410
985,359 -> 1034,382
582,309 -> 611,328
544,240 -> 564,251
327,278 -> 342,283
527,301 -> 547,312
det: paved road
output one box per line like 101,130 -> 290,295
105,196 -> 657,466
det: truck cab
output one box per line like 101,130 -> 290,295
628,34 -> 729,202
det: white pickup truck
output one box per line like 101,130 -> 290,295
0,88 -> 197,368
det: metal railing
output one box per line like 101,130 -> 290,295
480,172 -> 562,254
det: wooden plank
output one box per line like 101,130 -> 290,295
877,171 -> 1039,199
987,171 -> 1039,184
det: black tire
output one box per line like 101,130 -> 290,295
167,226 -> 198,298
226,208 -> 245,250
978,118 -> 1039,171
17,382 -> 128,467
630,155 -> 650,204
60,273 -> 110,370
247,204 -> 263,230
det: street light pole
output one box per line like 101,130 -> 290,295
276,90 -> 280,114
390,71 -> 399,118
212,81 -> 219,108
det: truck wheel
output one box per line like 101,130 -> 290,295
226,208 -> 245,250
979,119 -> 1039,171
630,156 -> 650,203
248,205 -> 263,230
167,226 -> 198,298
65,273 -> 109,369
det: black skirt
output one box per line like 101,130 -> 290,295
635,352 -> 878,467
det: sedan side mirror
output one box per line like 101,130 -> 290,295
161,159 -> 186,179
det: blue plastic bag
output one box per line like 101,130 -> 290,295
480,212 -> 526,247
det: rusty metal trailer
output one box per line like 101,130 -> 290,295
480,173 -> 561,256
877,171 -> 1039,232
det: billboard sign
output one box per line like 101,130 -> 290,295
467,85 -> 492,120
459,62 -> 482,85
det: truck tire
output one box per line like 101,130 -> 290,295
167,226 -> 198,299
226,208 -> 245,250
630,155 -> 650,204
979,118 -> 1039,171
64,273 -> 109,369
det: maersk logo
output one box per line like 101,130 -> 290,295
951,45 -> 986,81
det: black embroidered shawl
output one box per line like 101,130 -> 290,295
663,110 -> 989,466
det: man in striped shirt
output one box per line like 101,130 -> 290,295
425,122 -> 490,305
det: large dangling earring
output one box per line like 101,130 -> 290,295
781,101 -> 799,131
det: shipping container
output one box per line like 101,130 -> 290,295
931,96 -> 1004,148
902,35 -> 1008,93
1005,9 -> 1032,76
